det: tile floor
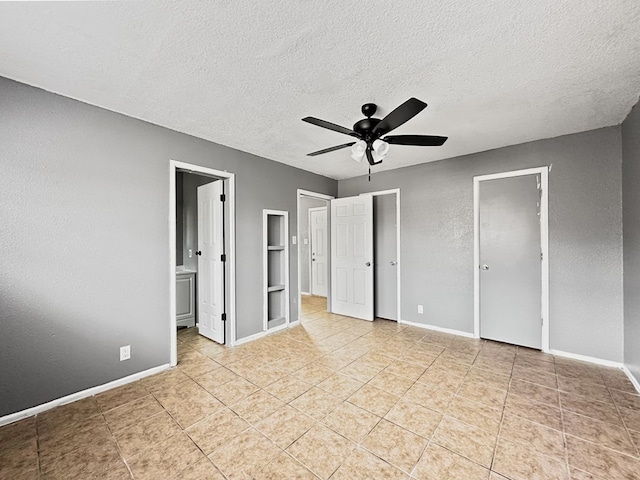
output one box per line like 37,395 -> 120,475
2,295 -> 640,479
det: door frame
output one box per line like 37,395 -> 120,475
169,160 -> 237,367
308,206 -> 328,297
359,188 -> 402,322
473,167 -> 549,352
296,189 -> 334,322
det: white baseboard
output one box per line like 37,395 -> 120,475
0,363 -> 171,428
622,365 -> 640,394
548,349 -> 624,369
398,319 -> 477,339
234,330 -> 266,346
301,292 -> 311,296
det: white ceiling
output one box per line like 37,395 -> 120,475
1,1 -> 639,180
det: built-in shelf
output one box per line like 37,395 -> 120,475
264,210 -> 289,332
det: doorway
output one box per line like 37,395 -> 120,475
473,167 -> 549,351
169,160 -> 237,367
309,207 -> 328,297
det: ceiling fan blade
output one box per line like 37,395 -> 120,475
307,142 -> 356,156
302,117 -> 359,137
372,98 -> 428,135
384,135 -> 448,146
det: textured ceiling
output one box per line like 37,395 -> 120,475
1,1 -> 639,180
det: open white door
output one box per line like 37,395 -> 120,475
310,207 -> 328,297
197,181 -> 225,344
331,195 -> 374,320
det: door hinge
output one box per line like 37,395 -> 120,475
540,252 -> 543,261
222,313 -> 227,322
221,254 -> 227,262
220,194 -> 226,202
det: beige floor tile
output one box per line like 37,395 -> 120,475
253,452 -> 319,480
358,352 -> 394,369
457,379 -> 507,408
560,392 -> 623,426
384,399 -> 442,438
290,387 -> 342,420
128,432 -> 204,480
429,359 -> 471,377
103,394 -> 163,433
369,370 -> 415,396
322,401 -> 380,443
264,375 -> 312,402
177,458 -> 226,479
0,438 -> 38,480
316,373 -> 364,399
512,364 -> 558,389
399,350 -> 437,368
473,357 -> 514,376
432,415 -> 496,468
403,381 -> 454,413
291,363 -> 335,385
348,384 -> 400,417
153,378 -> 213,409
165,390 -> 225,428
186,408 -> 250,454
0,417 -> 36,457
383,360 -> 427,381
95,381 -> 149,412
209,375 -> 259,406
628,428 -> 640,453
339,360 -> 382,383
465,367 -> 511,391
619,405 -> 640,431
601,371 -> 638,393
287,424 -> 355,479
510,379 -> 559,407
192,367 -> 239,392
361,419 -> 428,473
568,467 -> 605,479
332,447 -> 405,480
557,376 -> 613,404
39,415 -> 111,467
243,364 -> 288,388
255,405 -> 315,448
504,396 -> 563,430
610,388 -> 640,410
230,390 -> 285,424
566,434 -> 640,479
493,437 -> 570,480
36,396 -> 101,436
41,435 -> 126,479
113,410 -> 181,459
417,368 -> 465,392
499,414 -> 565,460
563,410 -> 637,455
412,443 -> 491,480
140,368 -> 192,394
446,396 -> 502,435
209,427 -> 281,479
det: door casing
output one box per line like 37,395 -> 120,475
473,167 -> 549,352
169,160 -> 237,366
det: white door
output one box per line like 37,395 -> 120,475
197,181 -> 225,344
310,207 -> 328,297
479,174 -> 542,349
331,195 -> 374,320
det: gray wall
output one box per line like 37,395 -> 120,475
0,77 -> 337,417
180,173 -> 216,271
299,197 -> 328,294
339,127 -> 624,362
623,99 -> 640,384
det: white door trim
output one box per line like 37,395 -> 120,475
297,189 -> 334,321
308,206 -> 327,297
473,167 -> 549,351
170,160 -> 237,367
359,188 -> 402,323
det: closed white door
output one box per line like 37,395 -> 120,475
197,181 -> 225,344
310,207 -> 328,297
479,174 -> 542,349
331,195 -> 374,320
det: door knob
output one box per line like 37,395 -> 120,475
481,264 -> 489,270
312,258 -> 315,261
365,262 -> 371,267
390,261 -> 397,266
195,251 -> 202,256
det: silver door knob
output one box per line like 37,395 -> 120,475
390,261 -> 397,266
481,264 -> 489,270
365,262 -> 371,267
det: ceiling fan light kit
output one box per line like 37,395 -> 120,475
303,97 -> 448,174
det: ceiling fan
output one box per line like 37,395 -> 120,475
302,98 -> 448,166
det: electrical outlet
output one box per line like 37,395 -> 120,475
120,345 -> 131,361
417,305 -> 424,314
